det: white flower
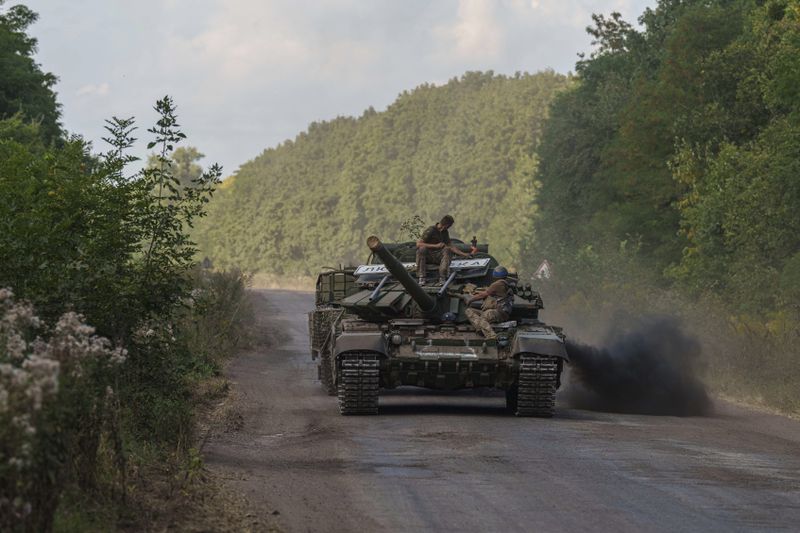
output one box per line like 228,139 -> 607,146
109,347 -> 127,365
8,457 -> 26,470
0,386 -> 8,413
5,333 -> 27,360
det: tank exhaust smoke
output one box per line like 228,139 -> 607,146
564,316 -> 711,416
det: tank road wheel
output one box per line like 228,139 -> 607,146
318,351 -> 336,396
514,353 -> 559,417
337,352 -> 380,415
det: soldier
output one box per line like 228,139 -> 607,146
464,266 -> 514,340
416,215 -> 471,285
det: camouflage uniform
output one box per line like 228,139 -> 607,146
416,224 -> 452,282
465,279 -> 513,339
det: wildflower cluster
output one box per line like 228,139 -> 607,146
0,289 -> 126,529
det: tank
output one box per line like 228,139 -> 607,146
308,235 -> 568,416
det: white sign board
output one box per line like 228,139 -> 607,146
354,258 -> 490,276
535,259 -> 552,280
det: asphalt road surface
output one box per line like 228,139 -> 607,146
204,290 -> 800,532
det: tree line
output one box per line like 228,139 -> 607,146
193,70 -> 572,272
532,0 -> 800,320
530,0 -> 800,412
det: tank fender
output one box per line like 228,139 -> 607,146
333,332 -> 388,358
512,331 -> 569,361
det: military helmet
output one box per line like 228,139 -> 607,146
492,266 -> 508,278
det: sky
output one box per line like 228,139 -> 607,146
24,0 -> 654,175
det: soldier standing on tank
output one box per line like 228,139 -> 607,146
464,266 -> 514,340
416,215 -> 471,285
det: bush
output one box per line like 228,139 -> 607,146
0,289 -> 125,532
181,268 -> 254,372
0,95 -> 243,530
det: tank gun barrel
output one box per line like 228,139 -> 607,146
367,235 -> 436,312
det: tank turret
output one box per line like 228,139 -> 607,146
366,235 -> 436,313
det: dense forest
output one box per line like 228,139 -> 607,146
531,0 -> 800,411
533,0 -> 800,320
193,71 -> 571,272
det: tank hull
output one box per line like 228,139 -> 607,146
309,311 -> 567,416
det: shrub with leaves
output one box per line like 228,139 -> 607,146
0,94 -> 226,529
0,289 -> 125,531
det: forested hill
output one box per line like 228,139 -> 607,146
194,71 -> 571,274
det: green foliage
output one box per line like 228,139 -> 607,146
0,3 -> 251,528
533,0 -> 800,413
399,215 -> 426,240
0,291 -> 127,532
0,95 -> 231,529
0,2 -> 61,144
0,97 -> 222,339
194,71 -> 571,273
147,146 -> 206,191
179,268 -> 254,369
533,0 -> 800,316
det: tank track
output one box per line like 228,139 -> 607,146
514,353 -> 559,417
311,308 -> 343,396
337,352 -> 380,415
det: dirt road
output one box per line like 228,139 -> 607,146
204,290 -> 800,532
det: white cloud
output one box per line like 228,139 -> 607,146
75,82 -> 110,97
507,0 -> 593,29
164,1 -> 380,86
317,40 -> 379,82
435,0 -> 504,61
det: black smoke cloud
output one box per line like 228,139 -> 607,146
564,316 -> 711,416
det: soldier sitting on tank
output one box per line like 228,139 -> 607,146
416,214 -> 471,285
463,266 -> 514,340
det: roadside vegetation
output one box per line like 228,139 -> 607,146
531,0 -> 800,413
0,3 -> 253,530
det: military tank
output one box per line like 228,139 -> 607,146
308,235 -> 568,416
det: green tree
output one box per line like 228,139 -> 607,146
533,0 -> 800,318
147,145 -> 206,190
0,1 -> 61,143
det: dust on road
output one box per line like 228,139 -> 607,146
203,289 -> 800,532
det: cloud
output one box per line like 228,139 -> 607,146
435,0 -> 504,61
75,82 -> 110,97
505,0 -> 647,32
164,0 -> 381,86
